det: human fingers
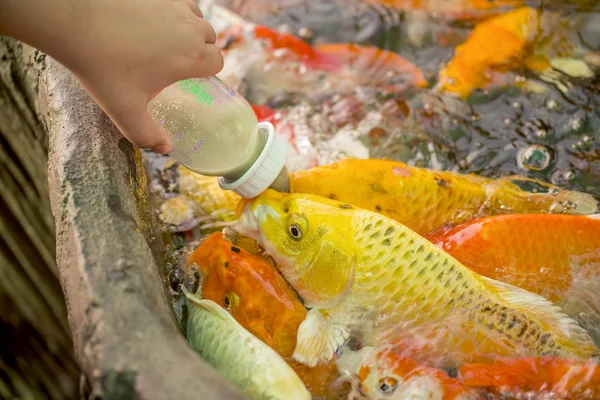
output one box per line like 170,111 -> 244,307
174,43 -> 224,81
184,0 -> 204,19
196,17 -> 217,44
107,98 -> 173,154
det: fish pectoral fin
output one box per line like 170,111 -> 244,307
293,309 -> 349,368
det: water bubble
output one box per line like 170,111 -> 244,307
564,170 -> 576,180
549,201 -> 564,213
515,75 -> 526,83
570,117 -> 582,131
471,113 -> 480,121
583,135 -> 594,144
540,267 -> 549,275
278,24 -> 292,34
536,129 -> 547,139
564,200 -> 575,210
504,118 -> 512,125
546,99 -> 557,111
512,101 -> 521,108
298,27 -> 313,40
549,188 -> 560,196
517,145 -> 552,171
454,210 -> 474,224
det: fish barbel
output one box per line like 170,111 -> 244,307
337,346 -> 479,400
185,294 -> 311,400
289,158 -> 599,235
428,213 -> 600,344
187,232 -> 343,399
235,189 -> 598,369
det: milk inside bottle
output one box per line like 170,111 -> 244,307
148,76 -> 287,198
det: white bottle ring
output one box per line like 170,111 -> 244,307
218,121 -> 287,198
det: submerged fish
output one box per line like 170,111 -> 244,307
185,295 -> 311,400
364,0 -> 522,21
218,23 -> 426,100
236,189 -> 598,369
159,163 -> 241,229
458,356 -> 600,398
338,346 -> 479,400
187,232 -> 342,399
428,213 -> 600,344
289,158 -> 599,235
314,43 -> 427,88
437,6 -> 581,97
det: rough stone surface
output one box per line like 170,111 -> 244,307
0,37 -> 78,399
43,57 -> 246,400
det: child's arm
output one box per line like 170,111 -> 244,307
0,0 -> 223,153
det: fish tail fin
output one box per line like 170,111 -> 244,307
480,276 -> 597,357
490,176 -> 599,215
542,190 -> 600,215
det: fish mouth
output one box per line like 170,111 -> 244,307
233,199 -> 261,240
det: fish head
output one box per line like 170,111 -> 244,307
235,189 -> 358,308
190,232 -> 306,355
352,348 -> 473,400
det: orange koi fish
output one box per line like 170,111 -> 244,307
437,7 -> 540,97
428,213 -> 600,344
186,232 -> 342,399
253,25 -> 342,71
339,347 -> 479,399
219,23 -> 426,93
458,356 -> 600,399
315,43 -> 428,87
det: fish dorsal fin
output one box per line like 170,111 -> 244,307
480,276 -> 595,348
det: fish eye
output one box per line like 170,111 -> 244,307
224,295 -> 231,308
288,223 -> 302,240
378,377 -> 397,394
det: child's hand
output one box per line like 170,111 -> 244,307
1,0 -> 224,154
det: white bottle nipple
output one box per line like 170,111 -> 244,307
218,121 -> 287,198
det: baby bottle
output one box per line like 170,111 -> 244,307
148,75 -> 287,198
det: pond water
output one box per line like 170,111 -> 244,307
146,1 -> 600,399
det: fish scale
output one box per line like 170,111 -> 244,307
185,296 -> 311,400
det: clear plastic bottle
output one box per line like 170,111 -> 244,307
148,76 -> 287,198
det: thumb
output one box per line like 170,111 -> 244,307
74,76 -> 173,154
109,102 -> 173,155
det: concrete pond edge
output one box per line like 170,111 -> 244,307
43,57 -> 246,400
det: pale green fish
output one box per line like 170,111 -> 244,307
185,293 -> 311,400
235,189 -> 598,369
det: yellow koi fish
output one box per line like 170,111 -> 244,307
289,158 -> 599,235
159,163 -> 241,228
235,189 -> 598,369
